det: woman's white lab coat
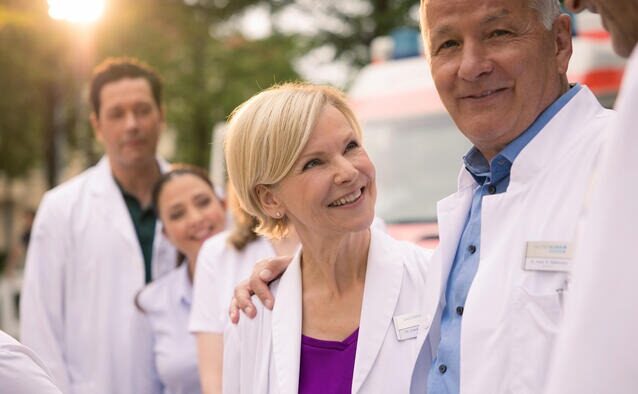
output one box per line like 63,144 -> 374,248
223,228 -> 441,394
20,157 -> 177,394
421,86 -> 615,394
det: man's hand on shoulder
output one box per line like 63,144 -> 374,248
229,256 -> 293,324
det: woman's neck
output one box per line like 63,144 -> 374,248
270,231 -> 300,257
300,229 -> 370,295
186,253 -> 197,283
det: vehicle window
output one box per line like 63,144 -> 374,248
363,114 -> 472,223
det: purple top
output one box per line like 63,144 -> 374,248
298,329 -> 359,394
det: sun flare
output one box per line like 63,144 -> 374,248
48,0 -> 106,24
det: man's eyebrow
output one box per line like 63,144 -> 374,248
430,24 -> 454,39
481,8 -> 511,25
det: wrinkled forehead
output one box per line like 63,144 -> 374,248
420,0 -> 530,36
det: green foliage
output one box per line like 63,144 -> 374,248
270,0 -> 421,67
0,3 -> 80,182
1,0 -> 416,180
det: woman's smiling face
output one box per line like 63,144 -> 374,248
157,173 -> 226,261
264,104 -> 377,238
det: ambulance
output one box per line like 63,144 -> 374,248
349,11 -> 626,248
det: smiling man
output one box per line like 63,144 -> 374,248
20,58 -> 177,394
413,1 -> 617,393
543,1 -> 638,393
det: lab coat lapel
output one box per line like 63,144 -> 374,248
351,229 -> 403,393
435,169 -> 475,292
88,157 -> 142,257
152,159 -> 177,278
271,250 -> 303,394
510,86 -> 605,187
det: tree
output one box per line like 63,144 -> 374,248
0,1 -> 80,186
91,0 -> 302,169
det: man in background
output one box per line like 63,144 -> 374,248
20,57 -> 176,394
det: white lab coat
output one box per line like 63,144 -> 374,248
0,329 -> 61,394
543,47 -> 638,394
417,86 -> 615,394
189,231 -> 275,334
223,228 -> 441,394
137,264 -> 201,394
20,156 -> 177,394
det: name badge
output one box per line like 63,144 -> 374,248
524,241 -> 573,272
393,313 -> 422,341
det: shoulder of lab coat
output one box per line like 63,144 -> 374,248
0,330 -> 62,394
20,156 -> 174,394
190,231 -> 275,334
223,228 -> 439,394
544,48 -> 638,394
433,86 -> 616,394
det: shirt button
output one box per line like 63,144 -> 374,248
487,185 -> 497,194
439,364 -> 448,374
456,306 -> 464,316
467,244 -> 476,254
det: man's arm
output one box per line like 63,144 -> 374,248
228,256 -> 292,324
20,195 -> 70,392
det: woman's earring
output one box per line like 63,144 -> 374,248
275,211 -> 282,218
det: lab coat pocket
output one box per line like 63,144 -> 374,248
508,286 -> 563,393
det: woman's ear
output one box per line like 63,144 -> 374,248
255,184 -> 285,219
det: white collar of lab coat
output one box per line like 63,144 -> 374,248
452,86 -> 604,193
90,155 -> 171,196
86,155 -> 172,262
271,228 -> 404,393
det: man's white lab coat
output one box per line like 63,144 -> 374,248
418,86 -> 615,394
20,157 -> 176,394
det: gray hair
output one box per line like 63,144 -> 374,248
529,0 -> 562,29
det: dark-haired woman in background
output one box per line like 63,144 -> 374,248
137,164 -> 227,394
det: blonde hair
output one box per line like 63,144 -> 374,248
225,182 -> 259,251
224,82 -> 363,239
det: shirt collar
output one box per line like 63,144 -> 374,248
177,263 -> 193,307
463,83 -> 582,185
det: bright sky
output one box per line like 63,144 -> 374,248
47,0 -> 106,24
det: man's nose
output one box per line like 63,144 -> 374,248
458,42 -> 493,81
124,111 -> 138,130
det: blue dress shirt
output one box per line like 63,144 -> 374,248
426,84 -> 582,394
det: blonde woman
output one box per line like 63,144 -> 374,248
222,82 -> 441,393
189,185 -> 299,394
